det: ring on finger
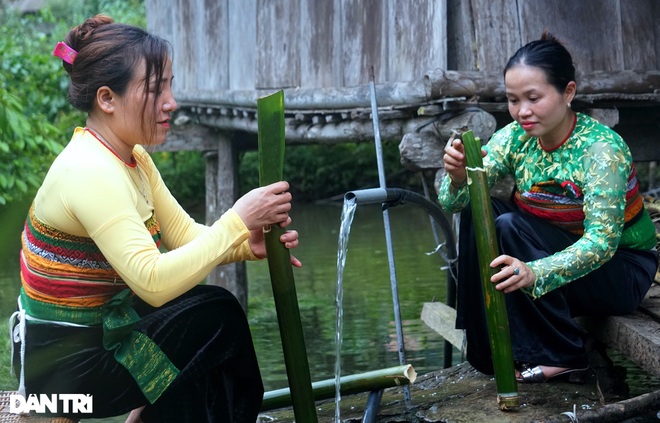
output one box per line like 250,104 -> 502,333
513,266 -> 520,276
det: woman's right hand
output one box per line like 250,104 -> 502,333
443,138 -> 487,188
443,139 -> 468,188
232,181 -> 293,230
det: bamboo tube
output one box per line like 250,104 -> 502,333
257,91 -> 318,422
462,130 -> 520,410
261,365 -> 417,411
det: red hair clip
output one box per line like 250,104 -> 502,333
53,41 -> 78,65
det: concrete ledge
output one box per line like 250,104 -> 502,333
576,312 -> 660,377
423,284 -> 660,379
576,284 -> 660,378
421,302 -> 465,350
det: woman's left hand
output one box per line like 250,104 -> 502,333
248,216 -> 302,268
490,254 -> 533,293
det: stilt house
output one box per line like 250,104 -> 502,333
146,0 -> 660,306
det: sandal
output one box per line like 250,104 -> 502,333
516,365 -> 587,384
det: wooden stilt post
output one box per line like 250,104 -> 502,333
203,129 -> 248,311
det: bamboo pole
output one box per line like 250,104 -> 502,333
462,130 -> 519,410
257,90 -> 318,422
261,365 -> 416,411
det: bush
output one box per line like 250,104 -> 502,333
152,150 -> 206,210
0,1 -> 146,205
239,141 -> 420,202
0,1 -> 421,206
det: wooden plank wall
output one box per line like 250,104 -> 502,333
619,0 -> 660,70
147,0 -> 658,97
450,0 -> 660,72
146,0 -> 447,96
256,0 -> 300,89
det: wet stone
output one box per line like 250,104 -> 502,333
257,347 -> 650,423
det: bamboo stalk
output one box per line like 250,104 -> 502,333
257,90 -> 318,422
261,365 -> 416,411
462,130 -> 519,410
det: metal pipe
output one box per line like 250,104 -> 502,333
362,390 -> 384,423
368,67 -> 411,404
344,188 -> 393,204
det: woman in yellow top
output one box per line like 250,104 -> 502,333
13,15 -> 299,422
438,32 -> 657,383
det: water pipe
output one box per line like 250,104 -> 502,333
362,390 -> 384,423
344,187 -> 457,257
345,187 -> 459,367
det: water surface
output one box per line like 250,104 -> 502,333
0,199 -> 457,421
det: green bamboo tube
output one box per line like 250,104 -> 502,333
257,91 -> 318,422
261,364 -> 416,411
462,130 -> 520,410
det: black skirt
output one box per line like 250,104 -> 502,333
456,198 -> 658,374
13,285 -> 264,422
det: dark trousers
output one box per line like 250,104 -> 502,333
15,285 -> 264,422
456,199 -> 658,374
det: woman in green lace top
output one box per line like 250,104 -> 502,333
438,31 -> 658,383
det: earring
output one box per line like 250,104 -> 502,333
567,102 -> 572,108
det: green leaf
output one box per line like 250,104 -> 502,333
257,91 -> 318,423
257,91 -> 285,186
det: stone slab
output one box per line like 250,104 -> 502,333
421,302 -> 465,350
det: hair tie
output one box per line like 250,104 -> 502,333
53,41 -> 78,65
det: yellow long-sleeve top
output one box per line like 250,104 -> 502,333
22,127 -> 257,308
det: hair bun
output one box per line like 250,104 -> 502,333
66,14 -> 114,51
540,29 -> 565,46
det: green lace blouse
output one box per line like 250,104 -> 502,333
438,113 -> 656,298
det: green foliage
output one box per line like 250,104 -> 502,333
0,0 -> 419,206
150,141 -> 419,211
152,151 -> 206,209
0,1 -> 146,205
0,74 -> 62,205
0,9 -> 67,204
0,320 -> 17,390
150,140 -> 420,208
239,141 -> 420,202
47,0 -> 147,29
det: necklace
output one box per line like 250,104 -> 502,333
85,127 -> 150,204
85,127 -> 131,163
127,165 -> 150,205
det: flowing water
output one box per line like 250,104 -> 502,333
0,198 -> 455,422
3,198 -> 657,422
333,196 -> 357,422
